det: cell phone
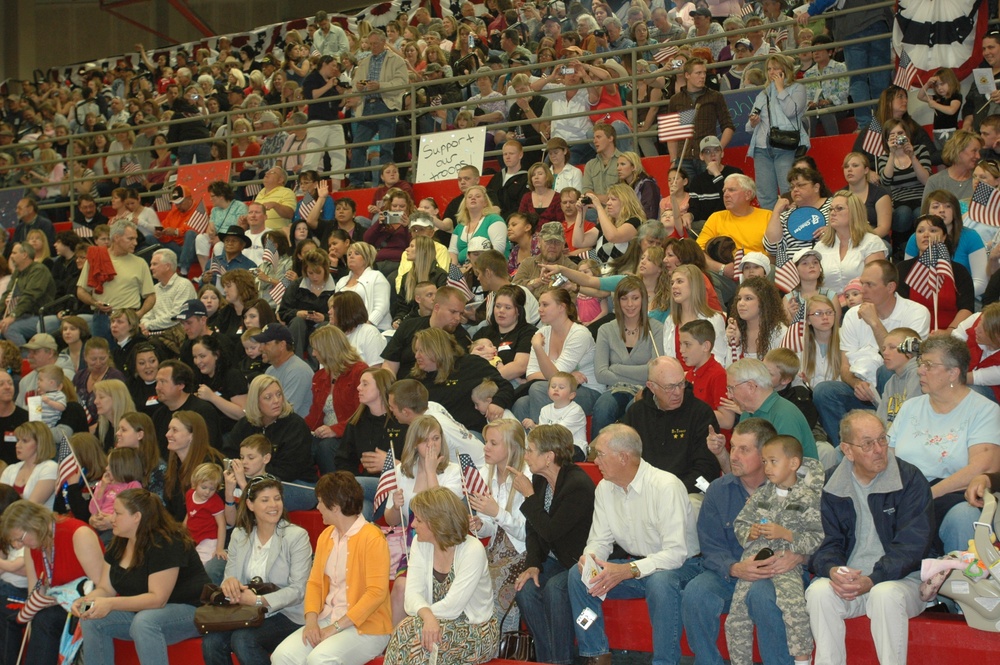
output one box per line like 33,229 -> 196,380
80,600 -> 94,614
468,34 -> 476,49
754,547 -> 775,561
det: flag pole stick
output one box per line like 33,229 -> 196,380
63,434 -> 94,499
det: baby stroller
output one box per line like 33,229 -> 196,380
936,490 -> 1000,631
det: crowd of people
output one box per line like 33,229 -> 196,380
0,0 -> 998,664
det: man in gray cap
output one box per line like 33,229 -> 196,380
251,111 -> 289,179
687,135 -> 745,232
0,242 -> 56,347
16,333 -> 74,409
254,323 -> 314,418
514,221 -> 577,299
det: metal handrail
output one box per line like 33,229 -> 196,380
1,1 -> 899,216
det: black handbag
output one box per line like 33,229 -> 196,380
496,600 -> 535,661
766,91 -> 800,151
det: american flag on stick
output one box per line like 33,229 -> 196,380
459,453 -> 490,498
768,28 -> 788,45
905,242 -> 954,300
740,3 -> 759,18
653,45 -> 680,63
732,247 -> 745,281
269,276 -> 293,305
774,259 -> 800,293
186,200 -> 209,234
861,116 -> 885,158
968,181 -> 1000,227
73,224 -> 94,238
657,109 -> 696,142
447,263 -> 475,302
298,194 -> 317,221
262,235 -> 279,266
210,257 -> 228,277
121,161 -> 143,187
781,320 -> 805,353
57,434 -> 82,490
373,453 -> 399,512
893,49 -> 918,90
154,194 -> 172,212
245,183 -> 263,198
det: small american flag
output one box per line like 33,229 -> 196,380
459,453 -> 490,498
781,320 -> 805,353
154,194 -> 172,212
447,263 -> 475,302
893,49 -> 918,90
968,181 -> 1000,227
262,235 -> 279,266
653,45 -> 680,64
186,200 -> 209,234
298,194 -> 317,221
245,183 -> 263,199
373,454 -> 399,512
774,259 -> 800,293
121,161 -> 143,187
861,116 -> 885,158
311,48 -> 321,58
269,276 -> 292,305
73,224 -> 94,238
768,28 -> 788,45
740,3 -> 759,18
57,435 -> 82,489
210,257 -> 228,276
732,247 -> 745,281
905,242 -> 954,300
657,109 -> 696,142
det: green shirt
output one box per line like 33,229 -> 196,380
741,390 -> 818,460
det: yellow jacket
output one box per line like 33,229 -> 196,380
304,521 -> 392,635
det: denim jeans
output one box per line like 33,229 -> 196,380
568,556 -> 703,664
842,21 -> 892,125
940,501 -> 981,554
0,602 -> 63,664
752,144 -> 796,212
891,205 -> 918,260
177,231 -> 200,272
610,120 -> 634,155
91,311 -> 113,345
81,604 -> 200,665
682,570 -> 795,665
515,558 -> 574,664
569,142 -> 597,166
4,316 -> 41,347
177,143 -> 213,165
592,391 -> 634,437
813,380 -> 875,445
512,381 -> 601,423
681,158 -> 707,180
201,612 -> 299,665
357,475 -> 383,521
313,435 -> 340,476
282,480 -> 317,511
349,99 -> 395,187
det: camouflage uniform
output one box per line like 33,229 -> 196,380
724,457 -> 825,665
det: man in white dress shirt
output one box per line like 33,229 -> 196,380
567,424 -> 702,665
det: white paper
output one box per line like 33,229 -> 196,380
581,554 -> 607,601
27,396 -> 42,422
793,4 -> 810,15
974,68 -> 997,96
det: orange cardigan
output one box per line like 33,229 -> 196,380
304,521 -> 392,635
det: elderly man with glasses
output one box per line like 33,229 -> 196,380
806,409 -> 934,665
621,355 -> 721,495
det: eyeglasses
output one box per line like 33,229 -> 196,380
829,205 -> 848,213
649,379 -> 686,393
916,359 -> 948,370
726,380 -> 752,394
845,434 -> 889,453
809,310 -> 835,318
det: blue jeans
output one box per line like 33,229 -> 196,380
569,142 -> 597,166
177,231 -> 200,272
4,316 -> 41,347
752,145 -> 796,212
282,480 -> 317,511
813,380 -> 875,445
681,158 -> 707,180
940,501 -> 981,554
515,558 -> 574,665
313,435 -> 340,476
610,120 -> 634,155
201,612 -> 299,665
842,21 -> 892,125
0,600 -> 61,665
81,604 -> 200,665
568,556 -> 703,664
682,570 -> 794,665
892,205 -> 918,258
357,475 -> 383,521
592,391 -> 634,436
91,311 -> 113,345
177,143 -> 213,165
349,99 -> 395,187
512,381 -> 601,423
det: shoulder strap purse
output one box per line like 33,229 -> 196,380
766,88 -> 800,151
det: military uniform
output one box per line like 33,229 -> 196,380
725,457 -> 825,665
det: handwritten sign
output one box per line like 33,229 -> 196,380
415,127 -> 487,184
175,161 -> 232,208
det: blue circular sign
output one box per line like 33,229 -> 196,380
787,206 -> 826,242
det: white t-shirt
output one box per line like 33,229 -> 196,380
814,232 -> 885,294
840,295 -> 930,385
0,460 -> 58,509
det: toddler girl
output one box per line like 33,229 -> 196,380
574,259 -> 609,325
917,68 -> 962,149
89,447 -> 143,542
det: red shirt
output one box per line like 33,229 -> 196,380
185,490 -> 224,543
31,517 -> 101,586
687,355 -> 727,410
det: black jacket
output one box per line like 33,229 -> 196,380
622,388 -> 721,493
393,264 -> 448,324
225,413 -> 317,483
520,463 -> 596,570
486,168 -> 528,220
336,410 -> 408,477
418,354 -> 514,431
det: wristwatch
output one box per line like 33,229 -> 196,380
333,620 -> 342,632
255,594 -> 263,607
629,562 -> 640,579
